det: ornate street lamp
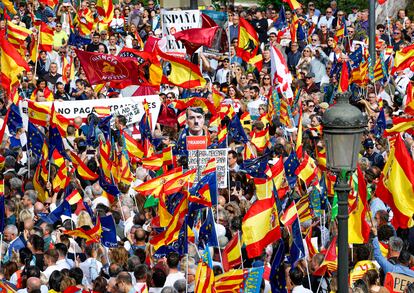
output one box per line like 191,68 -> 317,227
321,92 -> 367,293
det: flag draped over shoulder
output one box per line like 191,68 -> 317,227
242,196 -> 281,258
376,135 -> 414,229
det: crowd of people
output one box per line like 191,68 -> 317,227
1,0 -> 414,292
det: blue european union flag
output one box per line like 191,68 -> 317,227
240,154 -> 271,178
98,115 -> 112,140
172,215 -> 188,255
49,125 -> 70,160
228,115 -> 248,143
349,46 -> 363,69
41,200 -> 71,224
27,122 -> 44,159
319,175 -> 328,211
289,218 -> 305,266
98,169 -> 120,199
198,209 -> 218,248
270,240 -> 287,293
274,5 -> 287,30
101,215 -> 118,248
7,104 -> 23,135
373,108 -> 386,138
190,172 -> 217,205
68,30 -> 91,47
284,151 -> 299,187
297,22 -> 306,41
139,113 -> 152,142
173,128 -> 188,156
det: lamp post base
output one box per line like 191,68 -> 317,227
335,173 -> 351,293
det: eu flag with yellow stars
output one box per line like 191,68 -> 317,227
229,115 -> 248,143
284,151 -> 299,187
49,125 -> 70,160
198,208 -> 218,248
173,128 -> 188,156
6,103 -> 23,135
27,122 -> 44,160
270,240 -> 287,293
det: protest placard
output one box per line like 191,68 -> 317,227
161,10 -> 200,56
188,148 -> 228,188
21,95 -> 161,130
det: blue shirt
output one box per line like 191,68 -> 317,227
373,237 -> 414,277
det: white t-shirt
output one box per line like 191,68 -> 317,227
163,271 -> 185,287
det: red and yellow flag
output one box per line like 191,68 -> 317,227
393,44 -> 414,73
222,233 -> 242,271
7,21 -> 33,50
295,153 -> 319,186
404,82 -> 414,116
96,0 -> 114,24
65,217 -> 103,245
242,196 -> 281,258
376,135 -> 414,229
156,47 -> 206,89
0,37 -> 30,92
236,17 -> 260,64
194,262 -> 215,293
39,22 -> 54,51
134,167 -> 183,197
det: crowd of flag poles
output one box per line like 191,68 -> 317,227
1,0 -> 414,290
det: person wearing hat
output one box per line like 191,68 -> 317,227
363,139 -> 384,169
303,72 -> 319,94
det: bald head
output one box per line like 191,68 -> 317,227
27,277 -> 41,293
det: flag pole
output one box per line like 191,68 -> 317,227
33,26 -> 41,79
27,150 -> 31,179
118,200 -> 126,222
70,219 -> 77,263
211,207 -> 223,266
237,231 -> 243,269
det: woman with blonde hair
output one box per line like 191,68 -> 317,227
77,211 -> 93,229
109,247 -> 129,269
296,47 -> 313,77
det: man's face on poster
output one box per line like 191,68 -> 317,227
187,108 -> 205,136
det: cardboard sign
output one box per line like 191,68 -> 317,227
186,136 -> 207,150
161,9 -> 200,56
384,272 -> 414,292
21,95 -> 161,130
188,148 -> 228,188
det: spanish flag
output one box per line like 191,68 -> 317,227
69,151 -> 99,181
134,167 -> 183,196
384,117 -> 414,136
250,128 -> 269,152
39,22 -> 54,52
404,82 -> 414,116
305,226 -> 318,259
66,189 -> 82,205
253,177 -> 273,200
155,47 -> 206,89
51,103 -> 73,136
202,158 -> 216,175
348,165 -> 370,244
266,158 -> 289,197
65,217 -> 103,245
96,0 -> 114,24
194,262 -> 215,293
140,154 -> 163,171
217,125 -> 227,144
0,37 -> 30,92
93,106 -> 111,117
314,236 -> 338,276
222,233 -> 242,271
280,201 -> 299,226
295,153 -> 319,186
211,88 -> 225,109
393,43 -> 414,73
242,196 -> 281,258
39,0 -> 59,9
338,61 -> 350,93
236,17 -> 259,64
123,132 -> 144,158
149,196 -> 188,251
282,0 -> 302,10
163,169 -> 196,195
376,135 -> 414,229
34,165 -> 47,202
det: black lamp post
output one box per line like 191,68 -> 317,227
321,92 -> 367,293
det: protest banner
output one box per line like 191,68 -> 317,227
21,95 -> 161,130
384,272 -> 414,293
161,10 -> 201,56
188,148 -> 227,188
